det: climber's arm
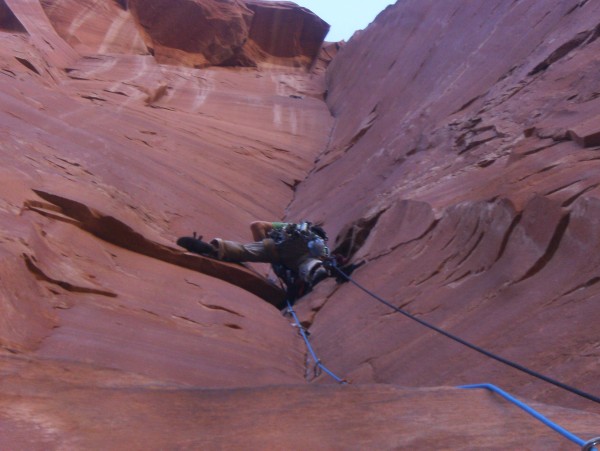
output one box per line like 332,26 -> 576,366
250,221 -> 274,241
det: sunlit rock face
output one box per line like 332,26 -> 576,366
0,0 -> 599,448
0,0 -> 330,435
39,0 -> 147,55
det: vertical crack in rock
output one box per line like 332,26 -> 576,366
224,323 -> 242,330
566,0 -> 591,16
452,94 -> 484,115
333,209 -> 385,261
415,256 -> 450,287
302,350 -> 312,382
197,301 -> 245,318
516,213 -> 571,283
589,22 -> 600,44
14,57 -> 40,75
561,276 -> 600,297
343,104 -> 378,151
495,213 -> 522,262
544,180 -> 582,196
394,218 -> 441,262
454,231 -> 485,268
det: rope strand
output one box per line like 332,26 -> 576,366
461,384 -> 590,447
286,299 -> 347,384
283,269 -> 598,448
333,266 -> 600,405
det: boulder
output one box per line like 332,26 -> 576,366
127,0 -> 329,68
129,0 -> 254,67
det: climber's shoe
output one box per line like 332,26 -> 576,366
177,235 -> 217,257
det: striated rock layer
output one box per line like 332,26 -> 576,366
0,0 -> 599,449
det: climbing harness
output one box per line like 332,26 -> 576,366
285,299 -> 347,384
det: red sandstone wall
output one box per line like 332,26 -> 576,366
289,0 -> 600,412
0,0 -> 598,448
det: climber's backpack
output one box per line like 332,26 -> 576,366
268,222 -> 329,303
269,221 -> 328,259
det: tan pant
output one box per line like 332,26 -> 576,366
211,238 -> 280,264
210,237 -> 323,282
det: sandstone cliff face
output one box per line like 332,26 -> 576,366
290,0 -> 600,411
0,0 -> 329,413
0,0 -> 599,449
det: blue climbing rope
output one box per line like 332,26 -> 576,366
286,299 -> 347,384
461,384 -> 597,450
326,264 -> 598,448
286,302 -> 597,448
283,265 -> 597,446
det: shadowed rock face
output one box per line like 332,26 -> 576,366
124,0 -> 329,67
289,0 -> 600,413
245,1 -> 329,62
0,0 -> 25,31
129,0 -> 254,66
37,0 -> 329,68
0,0 -> 599,448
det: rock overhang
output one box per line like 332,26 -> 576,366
126,0 -> 330,68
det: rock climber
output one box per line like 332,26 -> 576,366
176,221 -> 332,299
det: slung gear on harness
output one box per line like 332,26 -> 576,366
269,221 -> 329,255
269,221 -> 330,303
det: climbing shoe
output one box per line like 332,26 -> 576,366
177,235 -> 216,257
